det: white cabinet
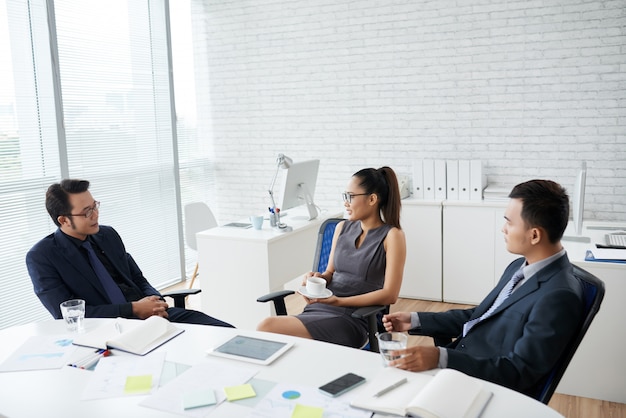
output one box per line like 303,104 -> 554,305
442,201 -> 518,304
400,200 -> 442,301
196,208 -> 342,330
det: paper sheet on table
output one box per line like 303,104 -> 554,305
81,352 -> 166,400
247,382 -> 370,418
0,335 -> 76,372
139,358 -> 258,417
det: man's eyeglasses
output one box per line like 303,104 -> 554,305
342,192 -> 369,204
69,201 -> 100,218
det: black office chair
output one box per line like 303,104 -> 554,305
162,288 -> 201,308
256,218 -> 388,352
418,264 -> 605,404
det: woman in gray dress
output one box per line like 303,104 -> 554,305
257,166 -> 406,348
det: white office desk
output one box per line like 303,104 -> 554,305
196,207 -> 343,329
0,319 -> 563,418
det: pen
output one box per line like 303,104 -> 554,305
373,377 -> 408,397
79,350 -> 110,370
68,349 -> 110,369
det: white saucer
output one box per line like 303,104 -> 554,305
297,286 -> 333,299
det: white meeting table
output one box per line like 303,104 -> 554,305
0,319 -> 563,418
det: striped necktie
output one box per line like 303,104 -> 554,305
82,240 -> 126,304
462,268 -> 525,337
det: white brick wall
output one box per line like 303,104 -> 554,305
190,0 -> 626,224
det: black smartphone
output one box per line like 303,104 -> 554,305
318,372 -> 366,397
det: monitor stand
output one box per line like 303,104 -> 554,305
298,183 -> 319,220
562,235 -> 591,243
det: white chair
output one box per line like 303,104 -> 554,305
184,202 -> 218,289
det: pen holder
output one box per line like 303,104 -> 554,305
269,212 -> 277,227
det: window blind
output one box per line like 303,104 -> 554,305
53,0 -> 181,289
0,0 -> 61,327
0,0 -> 214,329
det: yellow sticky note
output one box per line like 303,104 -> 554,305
124,374 -> 153,395
224,383 -> 256,401
291,404 -> 324,418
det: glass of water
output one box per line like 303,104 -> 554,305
377,332 -> 408,366
60,299 -> 85,332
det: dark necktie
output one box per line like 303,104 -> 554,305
82,240 -> 126,304
462,268 -> 525,337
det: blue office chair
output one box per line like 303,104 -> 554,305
532,264 -> 605,404
256,218 -> 388,352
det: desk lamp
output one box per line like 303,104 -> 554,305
268,153 -> 293,232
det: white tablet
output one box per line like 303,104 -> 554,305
207,335 -> 294,365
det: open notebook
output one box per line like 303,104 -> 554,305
351,368 -> 492,418
72,316 -> 183,355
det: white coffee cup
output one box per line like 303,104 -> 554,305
306,276 -> 326,296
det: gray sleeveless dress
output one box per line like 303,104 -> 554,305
297,220 -> 392,347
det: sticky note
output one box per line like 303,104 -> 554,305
224,383 -> 256,401
124,374 -> 153,395
291,403 -> 324,418
183,389 -> 216,410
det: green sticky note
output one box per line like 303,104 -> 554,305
124,374 -> 153,395
291,403 -> 324,418
183,388 -> 216,410
224,383 -> 256,401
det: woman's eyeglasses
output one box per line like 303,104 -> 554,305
342,193 -> 369,203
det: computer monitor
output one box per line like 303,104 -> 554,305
278,159 -> 320,220
572,161 -> 587,236
563,161 -> 590,243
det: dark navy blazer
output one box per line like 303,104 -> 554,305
415,254 -> 583,396
26,226 -> 160,319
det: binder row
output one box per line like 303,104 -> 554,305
412,159 -> 486,201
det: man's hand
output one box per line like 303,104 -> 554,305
389,346 -> 440,372
382,312 -> 412,332
132,296 -> 169,319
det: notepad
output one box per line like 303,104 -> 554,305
292,404 -> 324,418
224,383 -> 256,401
183,388 -> 216,409
124,375 -> 153,395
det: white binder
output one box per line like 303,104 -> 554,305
458,160 -> 471,200
423,159 -> 435,200
412,160 -> 424,199
470,159 -> 485,201
446,160 -> 459,200
434,160 -> 447,200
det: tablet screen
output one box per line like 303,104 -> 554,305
209,335 -> 293,365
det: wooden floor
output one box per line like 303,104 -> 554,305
165,281 -> 625,418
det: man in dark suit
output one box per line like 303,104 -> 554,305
26,179 -> 233,327
383,179 -> 584,397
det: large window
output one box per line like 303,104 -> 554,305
0,0 -> 214,329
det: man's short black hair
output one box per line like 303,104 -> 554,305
45,179 -> 90,227
509,179 -> 569,244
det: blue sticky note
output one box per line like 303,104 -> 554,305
183,388 -> 217,410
